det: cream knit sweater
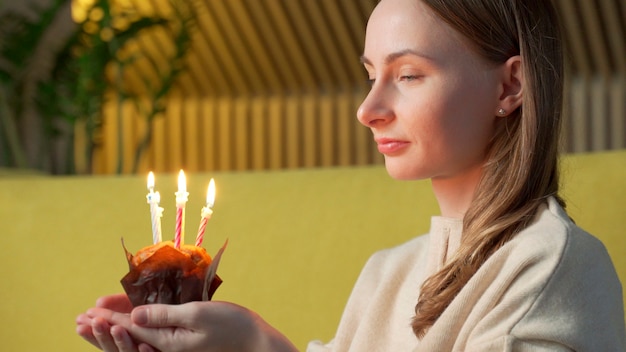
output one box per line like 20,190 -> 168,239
307,198 -> 625,351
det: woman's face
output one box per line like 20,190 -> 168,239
358,0 -> 502,183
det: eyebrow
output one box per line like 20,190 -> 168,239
360,49 -> 436,66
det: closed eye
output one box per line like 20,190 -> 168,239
400,75 -> 421,82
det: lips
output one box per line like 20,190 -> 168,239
375,138 -> 410,155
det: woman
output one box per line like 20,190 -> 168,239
77,0 -> 625,350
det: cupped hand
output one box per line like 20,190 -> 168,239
87,300 -> 297,352
76,294 -> 153,352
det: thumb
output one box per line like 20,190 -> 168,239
131,304 -> 192,327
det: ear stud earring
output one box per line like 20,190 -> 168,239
498,108 -> 506,116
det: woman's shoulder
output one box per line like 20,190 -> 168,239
496,197 -> 625,348
510,197 -> 615,267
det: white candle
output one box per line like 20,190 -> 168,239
146,172 -> 163,244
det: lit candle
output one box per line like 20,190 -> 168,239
195,178 -> 216,247
174,170 -> 189,248
146,172 -> 163,244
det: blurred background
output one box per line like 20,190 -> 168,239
0,0 -> 624,175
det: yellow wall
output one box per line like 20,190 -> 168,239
1,150 -> 625,350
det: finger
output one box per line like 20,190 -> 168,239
131,302 -> 201,328
111,325 -> 139,352
92,317 -> 119,352
138,343 -> 158,352
76,322 -> 101,349
76,313 -> 92,326
96,294 -> 134,313
88,307 -> 133,328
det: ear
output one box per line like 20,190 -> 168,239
496,55 -> 523,116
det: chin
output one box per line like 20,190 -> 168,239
384,158 -> 428,181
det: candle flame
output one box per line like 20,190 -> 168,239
177,170 -> 186,193
147,171 -> 155,190
207,178 -> 216,208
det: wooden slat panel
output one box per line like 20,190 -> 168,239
579,0 -> 611,75
570,76 -> 589,153
555,0 -> 591,76
268,96 -> 285,169
233,97 -> 250,171
284,96 -> 302,169
302,1 -> 351,88
216,98 -> 233,170
225,0 -> 276,93
353,92 -> 372,165
205,1 -> 254,96
244,0 -> 289,92
199,98 -> 217,171
321,0 -> 365,86
183,98 -> 200,172
250,97 -> 268,170
262,1 -> 303,91
165,98 -> 183,170
336,91 -> 354,166
281,0 -> 334,90
150,102 -> 167,173
101,97 -> 119,174
609,75 -> 625,149
318,95 -> 335,167
598,0 -> 626,73
590,77 -> 609,151
302,95 -> 319,168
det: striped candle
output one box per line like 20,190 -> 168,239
195,179 -> 216,247
174,170 -> 189,248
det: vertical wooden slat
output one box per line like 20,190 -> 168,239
183,98 -> 200,172
199,98 -> 217,172
570,76 -> 589,153
285,95 -> 302,169
610,75 -> 625,149
579,1 -> 611,76
321,0 -> 365,86
166,98 -> 183,170
244,0 -> 288,91
151,103 -> 167,173
319,95 -> 335,167
120,101 -> 136,174
224,0 -> 275,93
302,1 -> 351,88
132,99 -> 149,174
262,0 -> 303,91
268,96 -> 285,169
598,0 -> 626,73
555,0 -> 591,76
250,97 -> 267,170
216,98 -> 233,171
561,74 -> 572,152
590,77 -> 608,151
302,95 -> 319,168
281,0 -> 335,89
205,1 -> 252,96
233,97 -> 250,171
353,91 -> 372,165
102,100 -> 118,174
336,92 -> 354,166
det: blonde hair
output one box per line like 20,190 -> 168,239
411,0 -> 565,338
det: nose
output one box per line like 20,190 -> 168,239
356,85 -> 394,128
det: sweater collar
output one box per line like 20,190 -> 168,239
425,216 -> 463,277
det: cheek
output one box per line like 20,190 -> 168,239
406,83 -> 496,162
